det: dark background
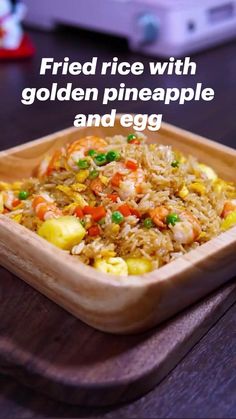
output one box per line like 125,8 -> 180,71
0,27 -> 236,418
1,27 -> 236,150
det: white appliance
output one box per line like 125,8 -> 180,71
23,0 -> 236,56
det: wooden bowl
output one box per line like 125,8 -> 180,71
0,117 -> 235,334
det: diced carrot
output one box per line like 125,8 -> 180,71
83,205 -> 94,215
125,160 -> 138,171
130,207 -> 141,218
92,206 -> 106,222
83,205 -> 106,222
12,199 -> 21,208
111,173 -> 124,187
129,139 -> 140,145
74,206 -> 84,218
118,204 -> 131,217
136,185 -> 143,194
88,225 -> 101,237
107,193 -> 119,202
90,178 -> 103,195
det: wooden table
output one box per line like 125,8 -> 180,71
0,27 -> 236,418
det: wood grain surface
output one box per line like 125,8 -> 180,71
0,264 -> 236,406
0,27 -> 236,418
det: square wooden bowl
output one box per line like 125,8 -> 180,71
0,117 -> 235,334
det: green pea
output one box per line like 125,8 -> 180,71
166,213 -> 180,226
144,218 -> 154,229
171,160 -> 180,168
94,153 -> 107,166
106,150 -> 121,162
112,211 -> 124,224
77,159 -> 90,169
18,190 -> 29,200
89,170 -> 99,179
127,134 -> 137,143
88,149 -> 97,157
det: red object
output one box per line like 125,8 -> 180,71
88,225 -> 101,237
111,173 -> 124,187
12,198 -> 21,208
83,206 -> 106,222
74,206 -> 84,219
0,35 -> 35,60
107,193 -> 119,202
118,204 -> 132,217
130,207 -> 141,218
129,139 -> 140,145
125,160 -> 138,171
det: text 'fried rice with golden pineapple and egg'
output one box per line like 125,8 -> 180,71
1,133 -> 236,276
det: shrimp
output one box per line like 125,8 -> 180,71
119,169 -> 145,200
171,211 -> 201,244
67,136 -> 108,170
149,206 -> 169,228
32,196 -> 62,221
221,200 -> 236,218
1,191 -> 20,210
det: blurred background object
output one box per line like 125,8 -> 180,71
0,0 -> 34,59
23,0 -> 236,57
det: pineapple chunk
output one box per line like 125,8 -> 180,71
197,164 -> 217,181
38,216 -> 86,250
94,257 -> 128,276
125,257 -> 152,275
221,211 -> 236,231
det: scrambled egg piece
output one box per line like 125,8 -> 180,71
94,257 -> 128,276
197,163 -> 217,181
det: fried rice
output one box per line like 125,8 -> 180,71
1,132 -> 236,276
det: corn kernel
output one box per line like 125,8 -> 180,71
189,182 -> 206,195
99,175 -> 109,186
76,170 -> 89,183
111,223 -> 120,234
178,185 -> 189,199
